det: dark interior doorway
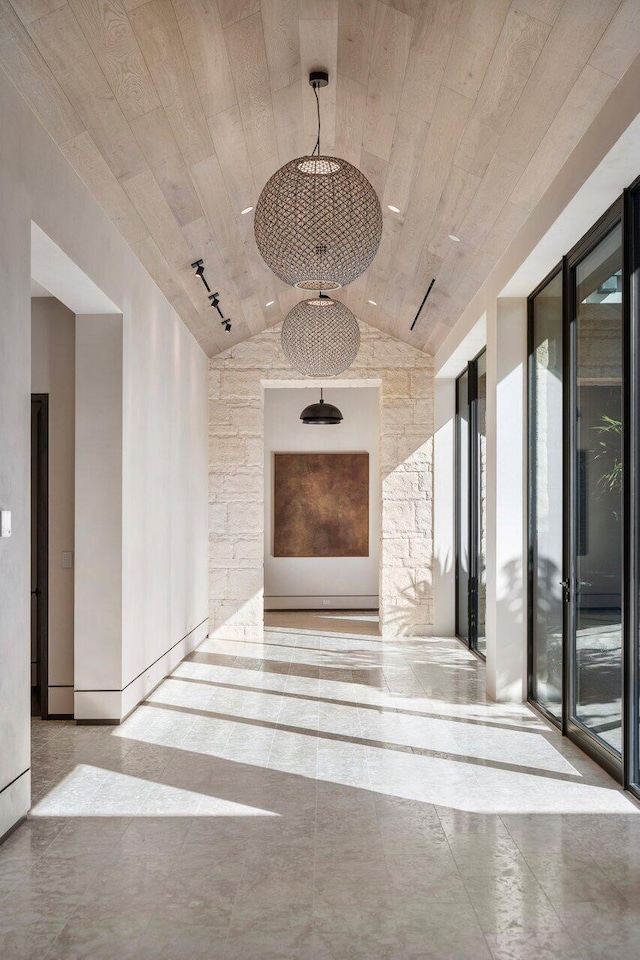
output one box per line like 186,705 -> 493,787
31,394 -> 49,719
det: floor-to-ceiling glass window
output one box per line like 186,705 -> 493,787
474,352 -> 487,656
455,350 -> 486,657
632,182 -> 640,795
569,216 -> 624,761
528,193 -> 631,785
529,269 -> 564,723
455,371 -> 470,643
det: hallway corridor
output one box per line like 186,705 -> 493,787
2,614 -> 640,959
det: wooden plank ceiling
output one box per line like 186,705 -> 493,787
2,0 -> 639,355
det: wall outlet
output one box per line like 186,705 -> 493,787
0,510 -> 11,538
62,551 -> 73,569
322,599 -> 331,606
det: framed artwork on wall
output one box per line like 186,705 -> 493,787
273,452 -> 369,558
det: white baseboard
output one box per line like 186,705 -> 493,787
0,769 -> 30,843
74,618 -> 209,723
74,689 -> 121,722
48,686 -> 74,716
120,618 -> 208,720
264,596 -> 379,610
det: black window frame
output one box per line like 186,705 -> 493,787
564,199 -> 625,782
454,370 -> 470,644
527,263 -> 563,730
526,179 -> 640,799
626,177 -> 640,797
455,347 -> 487,660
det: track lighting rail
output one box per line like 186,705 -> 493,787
191,259 -> 232,332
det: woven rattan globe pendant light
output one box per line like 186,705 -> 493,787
282,293 -> 360,377
254,72 -> 382,290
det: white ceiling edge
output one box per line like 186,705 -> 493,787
31,222 -> 120,315
501,111 -> 640,298
435,315 -> 487,380
30,277 -> 51,297
435,53 -> 640,379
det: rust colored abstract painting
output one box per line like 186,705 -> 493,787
273,453 -> 369,557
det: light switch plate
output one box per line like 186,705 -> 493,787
0,511 -> 11,538
62,551 -> 73,569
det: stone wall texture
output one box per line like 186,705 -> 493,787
209,321 -> 434,639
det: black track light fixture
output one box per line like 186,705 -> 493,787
191,261 -> 232,332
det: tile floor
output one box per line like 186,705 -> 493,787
2,612 -> 640,959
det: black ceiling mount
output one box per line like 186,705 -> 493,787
191,259 -> 210,293
191,259 -> 232,332
410,278 -> 436,332
309,72 -> 329,157
309,70 -> 329,88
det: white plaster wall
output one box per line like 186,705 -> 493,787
121,297 -> 209,701
209,323 -> 434,639
74,315 -> 123,720
0,67 -> 207,833
485,299 -> 528,702
264,386 -> 379,608
31,297 -> 75,716
433,378 -> 456,636
0,104 -> 31,838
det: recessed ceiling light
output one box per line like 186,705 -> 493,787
387,204 -> 400,213
448,234 -> 461,242
367,299 -> 377,306
265,300 -> 275,306
241,206 -> 254,215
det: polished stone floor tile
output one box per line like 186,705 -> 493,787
2,612 -> 640,959
483,929 -> 587,960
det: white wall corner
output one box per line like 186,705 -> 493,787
74,314 -> 124,716
434,378 -> 456,636
485,298 -> 528,702
0,771 -> 31,841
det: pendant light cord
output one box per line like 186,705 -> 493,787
312,82 -> 321,157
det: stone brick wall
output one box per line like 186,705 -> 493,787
209,321 -> 434,639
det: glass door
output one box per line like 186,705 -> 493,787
529,269 -> 564,723
455,371 -> 470,643
630,181 -> 640,797
527,183 -> 640,792
473,351 -> 487,656
455,350 -> 487,657
567,213 -> 624,770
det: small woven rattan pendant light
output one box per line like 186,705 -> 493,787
281,293 -> 360,377
254,71 -> 382,290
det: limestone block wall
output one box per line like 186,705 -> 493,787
209,321 -> 434,639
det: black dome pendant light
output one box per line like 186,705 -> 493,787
300,388 -> 343,425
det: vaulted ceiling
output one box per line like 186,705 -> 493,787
2,0 -> 639,355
